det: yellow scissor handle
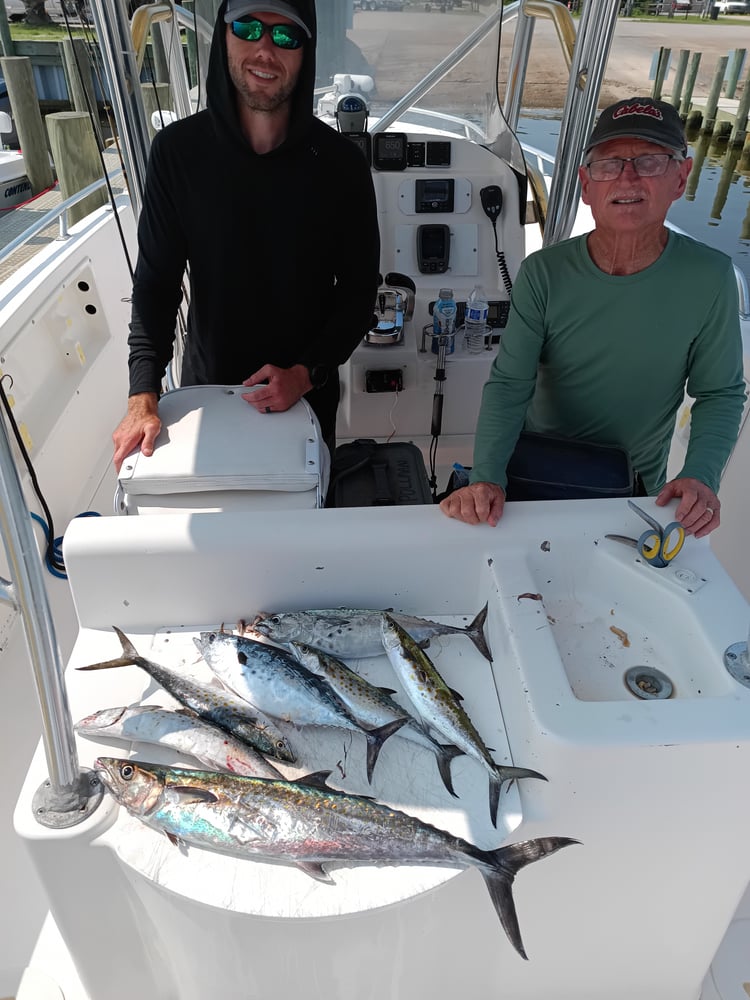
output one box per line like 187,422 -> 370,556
637,522 -> 685,566
638,529 -> 664,563
660,521 -> 685,562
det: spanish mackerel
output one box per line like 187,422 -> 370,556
77,626 -> 296,763
251,603 -> 492,662
290,640 -> 464,797
75,705 -> 284,779
195,631 -> 407,783
95,757 -> 578,960
380,614 -> 546,827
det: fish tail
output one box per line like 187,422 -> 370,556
478,837 -> 580,959
364,717 -> 409,783
77,654 -> 139,672
433,743 -> 464,798
76,626 -> 143,672
466,603 -> 492,663
489,765 -> 547,827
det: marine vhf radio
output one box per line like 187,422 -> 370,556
480,184 -> 513,298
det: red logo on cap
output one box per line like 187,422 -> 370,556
612,102 -> 664,121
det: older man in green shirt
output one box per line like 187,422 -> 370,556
440,97 -> 745,538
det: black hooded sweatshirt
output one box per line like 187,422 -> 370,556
127,0 -> 380,442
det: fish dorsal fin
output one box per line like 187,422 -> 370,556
170,785 -> 219,805
298,770 -> 334,791
449,687 -> 464,702
165,831 -> 185,848
377,686 -> 398,696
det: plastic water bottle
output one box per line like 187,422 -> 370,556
464,285 -> 489,354
433,287 -> 457,355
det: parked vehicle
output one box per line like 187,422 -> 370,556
716,0 -> 749,12
4,0 -> 91,21
354,1 -> 405,10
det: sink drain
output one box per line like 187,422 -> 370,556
624,666 -> 674,700
724,642 -> 750,689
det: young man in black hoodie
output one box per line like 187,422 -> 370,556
112,0 -> 380,470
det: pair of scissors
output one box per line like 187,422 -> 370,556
605,500 -> 686,569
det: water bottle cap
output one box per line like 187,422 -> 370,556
439,288 -> 454,299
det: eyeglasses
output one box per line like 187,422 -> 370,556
586,153 -> 678,181
230,17 -> 306,49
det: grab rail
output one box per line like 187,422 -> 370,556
0,172 -> 123,272
0,409 -> 103,827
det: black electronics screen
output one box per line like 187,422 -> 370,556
426,141 -> 451,166
415,178 -> 455,213
345,132 -> 372,166
417,224 -> 450,274
373,132 -> 408,171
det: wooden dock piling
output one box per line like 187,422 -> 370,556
728,66 -> 750,146
670,49 -> 690,111
725,48 -> 746,101
45,112 -> 106,227
61,38 -> 103,150
652,47 -> 671,102
679,51 -> 702,121
702,55 -> 729,134
0,56 -> 55,194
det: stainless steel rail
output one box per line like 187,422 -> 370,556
89,0 -> 152,220
0,410 -> 102,827
542,0 -> 621,247
0,172 -> 123,271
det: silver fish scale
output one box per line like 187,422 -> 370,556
197,632 -> 366,730
155,771 -> 471,863
253,606 -> 492,662
381,616 -> 493,773
75,706 -> 283,779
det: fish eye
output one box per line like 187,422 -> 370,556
120,763 -> 135,780
270,616 -> 281,624
276,739 -> 286,749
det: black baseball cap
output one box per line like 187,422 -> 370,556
585,98 -> 688,157
223,0 -> 312,35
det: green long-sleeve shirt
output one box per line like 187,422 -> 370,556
472,231 -> 746,494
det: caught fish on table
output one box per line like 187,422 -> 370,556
95,756 -> 578,961
290,640 -> 464,798
77,626 -> 296,763
195,631 -> 407,783
251,603 -> 492,663
75,705 -> 284,779
380,614 -> 546,828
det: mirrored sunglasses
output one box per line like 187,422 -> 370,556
586,153 -> 677,181
230,17 -> 306,49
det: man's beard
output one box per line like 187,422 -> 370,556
228,58 -> 297,114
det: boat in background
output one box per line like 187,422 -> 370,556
1,2 -> 749,998
0,111 -> 31,210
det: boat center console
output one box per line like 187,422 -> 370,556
337,129 -> 525,458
